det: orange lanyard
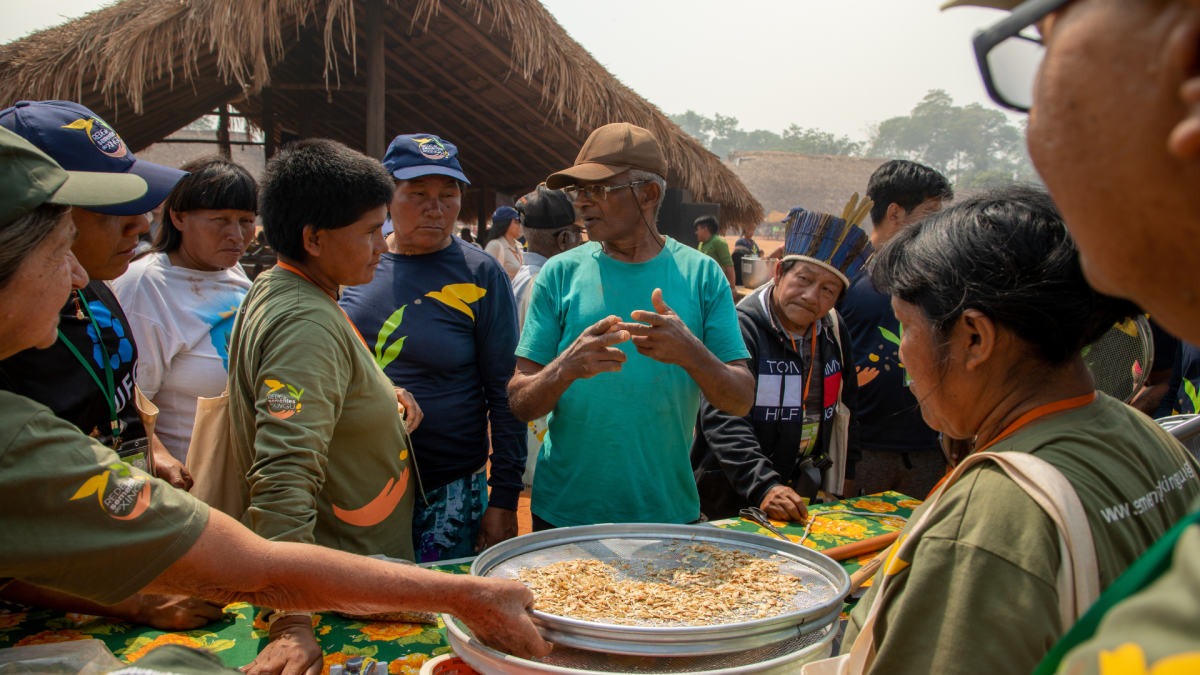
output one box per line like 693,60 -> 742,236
274,261 -> 369,350
927,392 -> 1098,498
787,328 -> 819,406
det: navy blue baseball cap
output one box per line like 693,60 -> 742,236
382,133 -> 470,184
492,206 -> 518,223
0,100 -> 187,216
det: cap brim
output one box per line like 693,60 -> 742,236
47,171 -> 148,209
545,163 -> 629,190
940,0 -> 1020,9
391,165 -> 471,184
88,159 -> 188,216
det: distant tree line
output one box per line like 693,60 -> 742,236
670,89 -> 1039,188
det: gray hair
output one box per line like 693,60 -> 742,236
0,204 -> 70,290
523,224 -> 584,258
628,169 -> 667,221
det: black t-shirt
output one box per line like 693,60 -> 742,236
0,281 -> 145,447
838,270 -> 938,452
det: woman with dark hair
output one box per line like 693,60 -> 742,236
483,205 -> 523,280
829,186 -> 1200,675
342,133 -> 524,564
225,138 -> 426,675
113,157 -> 257,463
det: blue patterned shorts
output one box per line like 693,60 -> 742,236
411,471 -> 488,563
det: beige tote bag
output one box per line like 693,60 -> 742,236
185,390 -> 247,518
801,451 -> 1100,675
822,311 -> 850,496
133,386 -> 159,476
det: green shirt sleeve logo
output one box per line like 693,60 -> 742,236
264,379 -> 304,419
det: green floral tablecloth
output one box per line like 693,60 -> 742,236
709,491 -> 921,578
0,493 -> 917,672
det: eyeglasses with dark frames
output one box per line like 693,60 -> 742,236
973,0 -> 1073,113
562,181 -> 648,202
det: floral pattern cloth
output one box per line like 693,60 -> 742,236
709,491 -> 919,585
0,493 -> 918,670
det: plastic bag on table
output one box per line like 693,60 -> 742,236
0,640 -> 122,675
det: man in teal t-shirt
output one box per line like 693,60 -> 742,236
508,123 -> 754,529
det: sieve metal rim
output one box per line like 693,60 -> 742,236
443,614 -> 838,675
471,524 -> 850,652
531,604 -> 842,657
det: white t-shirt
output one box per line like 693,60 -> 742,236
512,251 -> 548,332
485,237 -> 523,280
112,252 -> 252,462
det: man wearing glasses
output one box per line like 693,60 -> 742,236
934,1 -> 1200,673
508,122 -> 754,531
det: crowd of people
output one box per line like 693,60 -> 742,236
3,0 -> 1200,672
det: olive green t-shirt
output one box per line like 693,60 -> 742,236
1055,517 -> 1200,674
0,391 -> 209,605
844,393 -> 1200,675
698,236 -> 734,268
228,267 -> 416,560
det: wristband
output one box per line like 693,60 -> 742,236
268,610 -> 314,631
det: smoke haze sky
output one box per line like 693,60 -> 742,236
0,0 -> 1023,141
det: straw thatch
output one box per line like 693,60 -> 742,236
0,0 -> 762,229
728,151 -> 887,231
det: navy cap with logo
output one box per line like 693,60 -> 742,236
0,100 -> 187,217
382,133 -> 470,184
515,185 -> 576,230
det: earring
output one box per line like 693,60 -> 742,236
73,294 -> 85,321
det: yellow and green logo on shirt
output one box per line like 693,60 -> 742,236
371,284 -> 489,372
70,462 -> 151,520
264,379 -> 303,419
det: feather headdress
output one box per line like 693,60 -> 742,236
781,193 -> 875,287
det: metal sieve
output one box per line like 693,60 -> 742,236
444,615 -> 836,675
1084,315 -> 1153,404
471,524 -> 849,657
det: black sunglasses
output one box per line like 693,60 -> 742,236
973,0 -> 1073,113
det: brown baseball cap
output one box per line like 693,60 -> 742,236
546,123 -> 668,190
940,0 -> 1021,9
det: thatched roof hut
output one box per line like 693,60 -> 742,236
0,0 -> 762,229
728,151 -> 886,231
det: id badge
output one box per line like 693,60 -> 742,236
116,437 -> 151,472
798,413 -> 821,456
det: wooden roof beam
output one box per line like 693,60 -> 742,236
433,4 -> 584,132
378,24 -> 569,175
124,82 -> 245,152
382,92 -> 517,180
357,42 -> 535,178
389,3 -> 583,152
322,90 -> 515,185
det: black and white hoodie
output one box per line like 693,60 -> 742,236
690,283 -> 861,519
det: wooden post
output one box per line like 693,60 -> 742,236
217,104 -> 231,159
365,0 -> 386,159
263,88 -> 276,160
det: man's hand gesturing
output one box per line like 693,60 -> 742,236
619,289 -> 701,368
560,315 -> 630,381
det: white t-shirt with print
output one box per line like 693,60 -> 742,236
113,252 -> 252,462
